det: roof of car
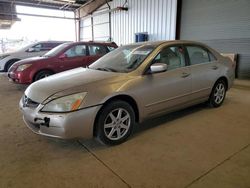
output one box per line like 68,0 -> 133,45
35,41 -> 70,43
65,41 -> 118,46
125,40 -> 207,47
123,40 -> 220,57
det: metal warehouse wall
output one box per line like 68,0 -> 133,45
180,0 -> 250,79
80,0 -> 177,45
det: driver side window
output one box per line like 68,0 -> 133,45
30,44 -> 42,52
153,46 -> 186,71
64,45 -> 86,58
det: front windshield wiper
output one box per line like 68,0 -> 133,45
95,67 -> 109,72
95,67 -> 117,72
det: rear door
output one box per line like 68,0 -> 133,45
185,45 -> 220,100
58,44 -> 88,72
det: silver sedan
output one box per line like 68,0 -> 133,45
19,40 -> 235,145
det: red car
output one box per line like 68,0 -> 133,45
8,41 -> 117,84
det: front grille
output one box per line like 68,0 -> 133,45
22,95 -> 39,108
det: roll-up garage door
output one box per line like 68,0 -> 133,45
179,0 -> 250,78
80,5 -> 110,42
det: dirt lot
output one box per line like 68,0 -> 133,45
0,74 -> 249,188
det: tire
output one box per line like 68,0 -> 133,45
208,79 -> 227,108
34,70 -> 53,82
5,59 -> 19,72
96,100 -> 135,145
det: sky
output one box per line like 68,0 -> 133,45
0,5 -> 76,42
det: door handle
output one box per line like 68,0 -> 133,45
181,72 -> 190,78
212,65 -> 218,70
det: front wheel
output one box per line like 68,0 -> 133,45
5,59 -> 19,72
209,80 -> 227,107
34,70 -> 53,82
96,100 -> 135,145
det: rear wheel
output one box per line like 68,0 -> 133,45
96,100 -> 135,145
209,80 -> 227,107
34,70 -> 53,82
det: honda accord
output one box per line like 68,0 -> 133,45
19,40 -> 235,145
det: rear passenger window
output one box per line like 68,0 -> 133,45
42,43 -> 61,50
208,51 -> 217,61
39,43 -> 52,51
88,45 -> 107,56
152,46 -> 186,71
186,46 -> 210,65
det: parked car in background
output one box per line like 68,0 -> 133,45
19,40 -> 235,145
0,41 -> 66,72
8,41 -> 117,84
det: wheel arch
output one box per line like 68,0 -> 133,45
209,76 -> 228,108
32,69 -> 55,82
215,76 -> 228,91
93,94 -> 139,137
4,58 -> 21,71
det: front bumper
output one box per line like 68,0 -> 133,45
19,97 -> 102,139
0,60 -> 6,71
8,71 -> 31,84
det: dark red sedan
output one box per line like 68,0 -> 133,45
8,41 -> 117,84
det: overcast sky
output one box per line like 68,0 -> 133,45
0,5 -> 76,41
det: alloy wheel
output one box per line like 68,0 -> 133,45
214,83 -> 225,104
104,108 -> 131,141
39,73 -> 50,79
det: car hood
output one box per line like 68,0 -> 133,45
0,52 -> 11,57
14,56 -> 48,65
25,68 -> 126,103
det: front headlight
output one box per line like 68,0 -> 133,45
41,92 -> 87,112
17,64 -> 32,71
0,54 -> 9,60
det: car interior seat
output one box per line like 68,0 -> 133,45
191,51 -> 207,64
160,48 -> 181,70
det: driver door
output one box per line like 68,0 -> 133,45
58,44 -> 88,72
136,45 -> 192,118
25,43 -> 45,58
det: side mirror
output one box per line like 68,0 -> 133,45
59,54 -> 67,59
150,63 -> 167,73
27,47 -> 41,52
27,48 -> 36,52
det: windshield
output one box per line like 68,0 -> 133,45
43,42 -> 71,57
89,44 -> 156,73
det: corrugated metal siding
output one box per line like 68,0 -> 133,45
180,0 -> 250,78
79,0 -> 177,45
111,0 -> 177,45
